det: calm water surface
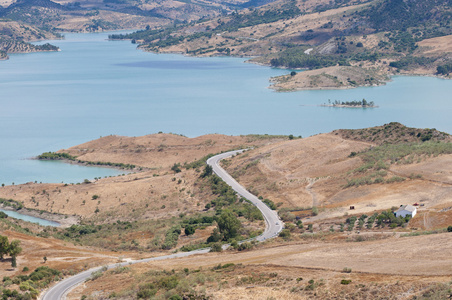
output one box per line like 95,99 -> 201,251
0,31 -> 451,185
0,209 -> 60,227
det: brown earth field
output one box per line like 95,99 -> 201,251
68,232 -> 452,299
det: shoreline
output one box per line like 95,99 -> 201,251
28,30 -> 452,91
0,204 -> 79,228
33,155 -> 141,173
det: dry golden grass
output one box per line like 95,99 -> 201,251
223,132 -> 452,227
418,34 -> 452,55
68,231 -> 452,299
0,134 -> 288,220
223,133 -> 372,208
0,230 -> 127,280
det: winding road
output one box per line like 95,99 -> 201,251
41,150 -> 283,300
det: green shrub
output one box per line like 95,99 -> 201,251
312,206 -> 318,216
278,229 -> 291,240
158,275 -> 179,290
263,199 -> 277,210
184,225 -> 195,236
162,226 -> 181,250
237,242 -> 253,251
342,267 -> 352,273
341,279 -> 352,285
210,242 -> 223,252
137,288 -> 157,298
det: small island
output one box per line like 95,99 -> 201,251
321,99 -> 377,108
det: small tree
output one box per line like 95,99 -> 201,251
200,165 -> 213,178
43,256 -> 47,263
0,235 -> 9,260
207,228 -> 222,243
216,210 -> 241,241
9,240 -> 22,268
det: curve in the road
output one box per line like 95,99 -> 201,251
206,150 -> 283,241
41,149 -> 283,300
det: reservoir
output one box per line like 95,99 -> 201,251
0,209 -> 60,227
0,31 -> 451,185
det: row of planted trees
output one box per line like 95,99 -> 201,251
0,235 -> 22,268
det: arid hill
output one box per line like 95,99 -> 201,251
1,126 -> 452,299
223,124 -> 452,222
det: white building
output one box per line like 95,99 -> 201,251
394,205 -> 417,218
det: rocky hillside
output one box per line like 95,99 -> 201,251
108,0 -> 452,90
333,122 -> 451,145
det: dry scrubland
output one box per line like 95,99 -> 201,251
149,1 -> 371,58
69,233 -> 452,299
0,134 -> 287,219
1,126 -> 452,299
223,124 -> 452,224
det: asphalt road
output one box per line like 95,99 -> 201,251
206,150 -> 283,241
41,150 -> 283,300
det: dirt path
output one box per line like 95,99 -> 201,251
423,211 -> 432,230
306,178 -> 319,207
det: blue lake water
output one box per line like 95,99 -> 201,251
0,209 -> 60,227
0,31 -> 451,185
